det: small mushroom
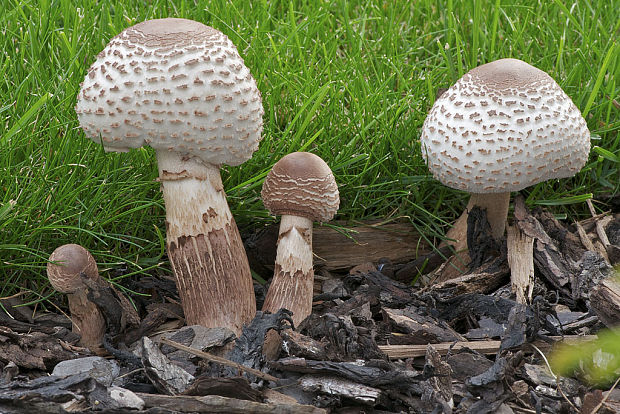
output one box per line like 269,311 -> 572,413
420,58 -> 590,296
47,244 -> 106,351
75,18 -> 263,334
261,152 -> 339,326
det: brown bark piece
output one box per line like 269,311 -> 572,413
382,308 -> 465,344
507,224 -> 535,304
246,221 -> 430,275
183,376 -> 261,401
280,330 -> 328,360
0,327 -> 81,370
433,252 -> 471,283
533,208 -> 586,259
314,222 -> 429,270
393,245 -> 453,283
168,219 -> 255,334
125,302 -> 184,345
447,351 -> 495,382
425,257 -> 509,299
590,278 -> 620,328
576,219 -> 609,262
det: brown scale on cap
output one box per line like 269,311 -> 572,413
421,58 -> 590,194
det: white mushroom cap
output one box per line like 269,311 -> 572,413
420,58 -> 590,193
261,152 -> 340,222
76,18 -> 263,166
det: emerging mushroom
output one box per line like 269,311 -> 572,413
47,244 -> 106,351
261,152 -> 339,327
75,18 -> 263,334
420,58 -> 590,291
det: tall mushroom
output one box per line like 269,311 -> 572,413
420,58 -> 590,291
261,152 -> 339,327
75,18 -> 263,334
47,244 -> 106,351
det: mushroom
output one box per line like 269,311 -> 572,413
261,152 -> 339,327
420,58 -> 590,292
75,18 -> 263,334
47,244 -> 106,351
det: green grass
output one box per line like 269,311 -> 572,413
1,0 -> 618,297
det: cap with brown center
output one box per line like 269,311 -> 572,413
419,58 -> 591,285
75,18 -> 262,335
420,58 -> 590,193
47,244 -> 100,293
261,152 -> 339,332
261,152 -> 340,223
76,18 -> 263,166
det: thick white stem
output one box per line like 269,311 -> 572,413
507,224 -> 535,304
157,150 -> 231,239
263,215 -> 314,327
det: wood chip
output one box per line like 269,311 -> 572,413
507,224 -> 535,304
137,392 -> 327,413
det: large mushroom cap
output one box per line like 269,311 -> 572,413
262,152 -> 340,222
76,18 -> 263,166
47,244 -> 100,293
420,58 -> 590,193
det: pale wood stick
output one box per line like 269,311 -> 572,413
378,335 -> 598,359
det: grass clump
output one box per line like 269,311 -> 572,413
1,0 -> 618,297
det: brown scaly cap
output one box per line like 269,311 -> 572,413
47,244 -> 100,293
262,152 -> 339,222
420,58 -> 590,193
75,18 -> 264,167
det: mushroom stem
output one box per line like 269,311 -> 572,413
444,192 -> 510,251
67,289 -> 107,351
156,150 -> 256,335
467,192 -> 510,241
262,215 -> 314,327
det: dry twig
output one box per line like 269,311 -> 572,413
159,337 -> 280,383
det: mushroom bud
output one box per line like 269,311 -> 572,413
47,244 -> 106,351
75,18 -> 263,334
420,58 -> 590,256
261,152 -> 339,326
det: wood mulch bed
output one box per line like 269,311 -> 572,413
1,196 -> 619,413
